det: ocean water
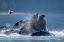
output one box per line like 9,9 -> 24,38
0,31 -> 64,42
0,13 -> 64,42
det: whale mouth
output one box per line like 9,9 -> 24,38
0,14 -> 49,36
0,14 -> 64,37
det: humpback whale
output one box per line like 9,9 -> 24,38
0,13 -> 52,36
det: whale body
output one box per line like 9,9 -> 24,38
0,14 -> 52,36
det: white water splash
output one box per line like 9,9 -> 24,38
50,30 -> 64,36
0,33 -> 21,37
0,30 -> 64,38
0,31 -> 64,41
5,23 -> 11,27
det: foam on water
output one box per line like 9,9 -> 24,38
50,30 -> 64,36
0,30 -> 64,37
0,34 -> 64,42
0,33 -> 21,37
0,30 -> 64,41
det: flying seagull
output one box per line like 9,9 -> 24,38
8,10 -> 13,14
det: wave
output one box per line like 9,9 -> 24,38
0,33 -> 21,37
50,30 -> 64,36
0,30 -> 64,37
0,34 -> 62,41
0,30 -> 64,41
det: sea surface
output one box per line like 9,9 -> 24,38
0,29 -> 64,42
0,13 -> 64,42
0,36 -> 64,42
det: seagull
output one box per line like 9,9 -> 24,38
8,10 -> 13,14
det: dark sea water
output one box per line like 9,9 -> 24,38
0,13 -> 64,42
0,35 -> 64,42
